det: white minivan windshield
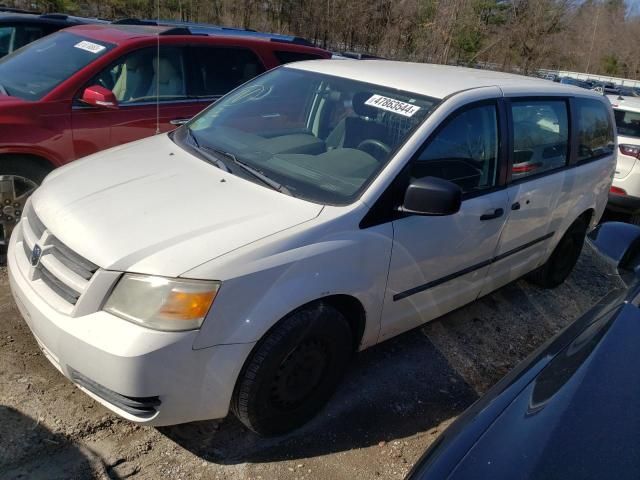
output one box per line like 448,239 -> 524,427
185,67 -> 438,204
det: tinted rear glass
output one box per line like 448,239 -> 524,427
188,46 -> 265,98
275,50 -> 325,64
614,108 -> 640,138
576,98 -> 615,161
0,31 -> 115,100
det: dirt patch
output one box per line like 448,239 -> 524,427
0,244 -> 622,479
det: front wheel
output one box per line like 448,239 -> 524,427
526,217 -> 588,288
231,302 -> 353,436
0,158 -> 52,261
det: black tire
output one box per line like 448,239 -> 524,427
231,302 -> 353,436
526,217 -> 588,288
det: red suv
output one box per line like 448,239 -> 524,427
0,24 -> 329,248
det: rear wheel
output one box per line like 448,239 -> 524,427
526,217 -> 588,288
231,302 -> 353,436
0,158 -> 52,263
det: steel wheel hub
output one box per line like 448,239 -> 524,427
0,175 -> 38,246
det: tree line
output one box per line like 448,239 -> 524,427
7,0 -> 640,79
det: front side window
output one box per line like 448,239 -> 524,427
12,24 -> 48,51
90,46 -> 186,104
185,67 -> 438,204
414,104 -> 498,194
0,31 -> 115,101
613,108 -> 640,138
511,100 -> 569,179
575,98 -> 615,162
187,46 -> 265,98
0,25 -> 16,57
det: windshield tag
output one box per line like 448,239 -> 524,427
74,41 -> 106,54
365,95 -> 421,117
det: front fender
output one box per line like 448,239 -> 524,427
190,223 -> 394,350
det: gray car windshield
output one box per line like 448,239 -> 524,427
0,31 -> 115,101
187,67 -> 438,205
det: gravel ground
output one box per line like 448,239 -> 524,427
0,244 -> 623,480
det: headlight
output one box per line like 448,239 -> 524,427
104,274 -> 220,331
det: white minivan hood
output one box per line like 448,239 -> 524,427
30,134 -> 323,277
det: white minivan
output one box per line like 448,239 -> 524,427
8,61 -> 616,436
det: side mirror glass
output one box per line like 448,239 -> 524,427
400,176 -> 462,216
588,222 -> 640,272
81,85 -> 118,109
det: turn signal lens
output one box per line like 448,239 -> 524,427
159,290 -> 218,321
104,274 -> 220,331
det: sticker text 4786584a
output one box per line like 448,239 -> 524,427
364,94 -> 421,118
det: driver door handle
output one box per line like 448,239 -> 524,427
480,208 -> 504,221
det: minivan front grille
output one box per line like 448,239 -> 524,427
20,203 -> 98,307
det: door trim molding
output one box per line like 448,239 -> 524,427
392,231 -> 555,301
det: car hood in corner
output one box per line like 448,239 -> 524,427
30,134 -> 323,277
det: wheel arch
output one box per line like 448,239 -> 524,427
260,295 -> 367,353
578,208 -> 595,228
0,152 -> 57,172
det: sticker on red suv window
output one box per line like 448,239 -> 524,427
364,95 -> 421,117
74,41 -> 106,54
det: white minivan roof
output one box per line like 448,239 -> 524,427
287,60 -> 596,100
607,94 -> 640,113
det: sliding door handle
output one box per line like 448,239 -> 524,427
480,208 -> 504,221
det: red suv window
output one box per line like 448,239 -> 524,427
186,46 -> 266,99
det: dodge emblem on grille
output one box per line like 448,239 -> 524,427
30,244 -> 42,267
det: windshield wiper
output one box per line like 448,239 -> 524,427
0,83 -> 9,96
187,126 -> 200,148
202,146 -> 292,196
186,129 -> 230,172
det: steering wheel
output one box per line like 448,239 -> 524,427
357,139 -> 392,161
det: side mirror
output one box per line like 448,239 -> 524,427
81,85 -> 118,109
588,222 -> 640,273
400,176 -> 462,216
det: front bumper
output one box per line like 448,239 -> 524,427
7,229 -> 254,426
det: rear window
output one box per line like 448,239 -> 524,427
274,50 -> 325,64
576,98 -> 615,161
614,108 -> 640,138
187,46 -> 266,98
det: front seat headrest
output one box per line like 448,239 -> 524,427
152,57 -> 176,84
352,92 -> 378,118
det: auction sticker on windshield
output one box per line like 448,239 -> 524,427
365,94 -> 421,117
74,41 -> 106,54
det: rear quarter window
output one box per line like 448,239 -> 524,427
613,108 -> 640,139
274,50 -> 325,64
575,98 -> 615,162
187,46 -> 266,98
